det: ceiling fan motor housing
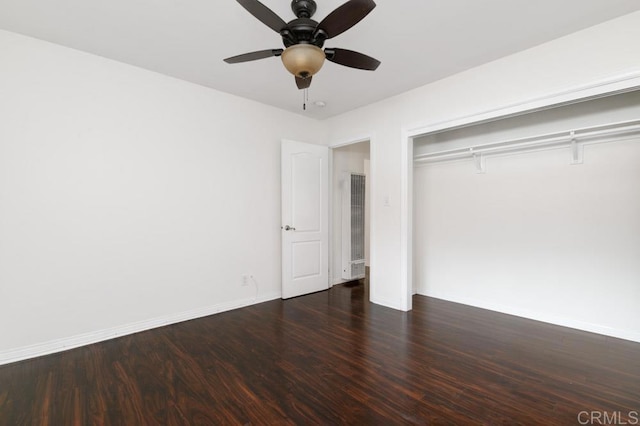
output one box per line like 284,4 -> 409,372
284,0 -> 326,47
282,18 -> 323,47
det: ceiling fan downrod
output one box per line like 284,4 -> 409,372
291,0 -> 317,19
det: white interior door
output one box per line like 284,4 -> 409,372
281,140 -> 329,299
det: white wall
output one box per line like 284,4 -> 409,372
331,142 -> 370,284
414,137 -> 640,342
325,11 -> 640,313
0,29 -> 325,362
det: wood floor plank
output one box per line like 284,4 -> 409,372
0,283 -> 639,425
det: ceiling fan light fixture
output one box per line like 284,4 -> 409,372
281,44 -> 325,79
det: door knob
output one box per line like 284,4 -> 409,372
284,225 -> 296,231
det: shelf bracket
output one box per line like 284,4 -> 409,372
570,131 -> 584,165
471,150 -> 486,174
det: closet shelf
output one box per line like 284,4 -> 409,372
414,118 -> 640,164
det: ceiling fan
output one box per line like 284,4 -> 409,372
224,0 -> 381,90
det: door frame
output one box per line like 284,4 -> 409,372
401,71 -> 640,303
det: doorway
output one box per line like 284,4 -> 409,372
331,141 -> 371,288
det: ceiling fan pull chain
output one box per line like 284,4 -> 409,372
303,88 -> 309,110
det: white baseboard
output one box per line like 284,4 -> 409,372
418,290 -> 640,344
370,295 -> 405,312
0,291 -> 281,366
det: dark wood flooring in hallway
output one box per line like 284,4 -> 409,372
1,282 -> 639,425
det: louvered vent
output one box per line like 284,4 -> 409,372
351,262 -> 366,278
342,173 -> 366,280
350,174 -> 365,261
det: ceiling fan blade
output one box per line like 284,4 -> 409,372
296,76 -> 312,90
236,0 -> 288,33
224,49 -> 283,64
316,0 -> 376,39
325,48 -> 380,70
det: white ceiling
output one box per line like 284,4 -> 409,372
1,0 -> 639,119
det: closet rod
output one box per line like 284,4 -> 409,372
414,118 -> 640,163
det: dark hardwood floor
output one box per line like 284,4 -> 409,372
1,283 -> 639,425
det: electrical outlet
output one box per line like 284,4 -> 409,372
241,274 -> 249,286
